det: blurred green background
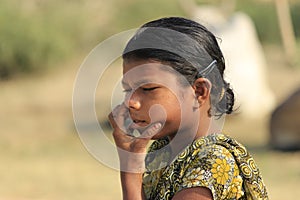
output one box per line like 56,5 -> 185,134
1,0 -> 300,199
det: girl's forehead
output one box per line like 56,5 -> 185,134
123,59 -> 162,73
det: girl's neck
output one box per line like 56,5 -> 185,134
167,116 -> 212,157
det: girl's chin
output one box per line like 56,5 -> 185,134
128,121 -> 175,139
129,121 -> 162,132
129,123 -> 148,133
130,124 -> 164,139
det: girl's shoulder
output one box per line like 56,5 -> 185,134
187,133 -> 269,199
191,133 -> 248,157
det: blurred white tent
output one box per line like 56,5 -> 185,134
179,0 -> 275,119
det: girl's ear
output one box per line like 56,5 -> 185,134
192,78 -> 212,105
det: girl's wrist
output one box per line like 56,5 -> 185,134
119,153 -> 146,173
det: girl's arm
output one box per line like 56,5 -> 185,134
108,104 -> 161,200
117,147 -> 147,200
120,172 -> 146,200
172,187 -> 213,200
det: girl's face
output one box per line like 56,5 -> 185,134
122,59 -> 198,140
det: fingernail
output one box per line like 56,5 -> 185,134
154,123 -> 161,129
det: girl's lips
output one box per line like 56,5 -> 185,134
130,120 -> 148,130
127,120 -> 163,137
133,120 -> 146,125
129,120 -> 163,134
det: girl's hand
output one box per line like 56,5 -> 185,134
108,103 -> 161,172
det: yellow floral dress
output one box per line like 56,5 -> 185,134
143,133 -> 268,200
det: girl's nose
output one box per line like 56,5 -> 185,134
124,92 -> 141,110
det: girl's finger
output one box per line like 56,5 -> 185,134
109,103 -> 133,138
110,104 -> 127,126
140,123 -> 162,139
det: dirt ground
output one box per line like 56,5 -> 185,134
0,45 -> 299,199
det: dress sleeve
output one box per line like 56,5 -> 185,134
178,144 -> 245,199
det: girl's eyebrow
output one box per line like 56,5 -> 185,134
121,78 -> 155,88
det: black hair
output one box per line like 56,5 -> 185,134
122,17 -> 234,116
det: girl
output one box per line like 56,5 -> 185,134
108,17 -> 268,200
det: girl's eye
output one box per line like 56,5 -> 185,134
142,87 -> 159,91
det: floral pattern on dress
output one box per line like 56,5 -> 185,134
143,133 -> 268,200
211,158 -> 231,185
